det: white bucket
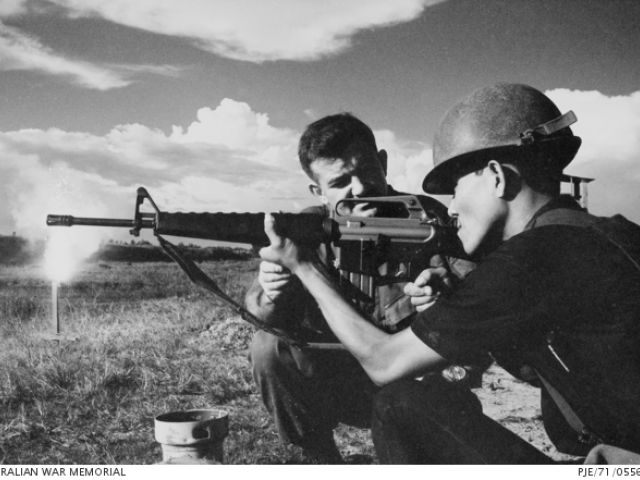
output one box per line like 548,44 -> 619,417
154,409 -> 229,464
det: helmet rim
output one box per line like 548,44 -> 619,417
422,135 -> 581,195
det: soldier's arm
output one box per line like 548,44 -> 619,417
244,271 -> 306,330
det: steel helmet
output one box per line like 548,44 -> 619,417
422,83 -> 581,194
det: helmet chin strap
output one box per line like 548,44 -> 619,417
519,110 -> 577,145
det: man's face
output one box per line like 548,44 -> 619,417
309,142 -> 388,217
447,166 -> 506,256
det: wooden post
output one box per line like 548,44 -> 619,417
51,281 -> 60,335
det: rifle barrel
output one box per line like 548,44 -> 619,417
46,214 -> 153,229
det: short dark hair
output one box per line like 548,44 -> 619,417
298,113 -> 378,180
504,152 -> 562,196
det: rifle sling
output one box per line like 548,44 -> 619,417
156,234 -> 344,350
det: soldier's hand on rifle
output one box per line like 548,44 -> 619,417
259,213 -> 317,274
403,267 -> 453,312
259,261 -> 293,303
344,200 -> 379,218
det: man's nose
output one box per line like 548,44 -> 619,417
350,176 -> 366,197
447,197 -> 458,218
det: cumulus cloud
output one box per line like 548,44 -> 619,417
45,0 -> 441,62
546,89 -> 640,221
0,99 -> 310,244
374,129 -> 431,194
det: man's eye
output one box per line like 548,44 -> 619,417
329,178 -> 349,188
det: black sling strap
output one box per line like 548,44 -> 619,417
156,234 -> 345,350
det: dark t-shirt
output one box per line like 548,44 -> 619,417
413,223 -> 640,362
411,201 -> 640,448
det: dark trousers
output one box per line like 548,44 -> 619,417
372,377 -> 555,464
250,330 -> 376,452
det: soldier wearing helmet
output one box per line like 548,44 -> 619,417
260,83 -> 640,463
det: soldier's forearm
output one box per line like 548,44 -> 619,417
245,280 -> 279,325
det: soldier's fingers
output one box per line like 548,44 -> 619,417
405,282 -> 437,297
263,214 -> 283,247
260,272 -> 291,283
416,302 -> 436,313
260,261 -> 288,274
263,279 -> 290,292
352,203 -> 378,218
410,295 -> 436,307
403,282 -> 425,297
414,267 -> 449,287
423,286 -> 437,297
413,270 -> 433,287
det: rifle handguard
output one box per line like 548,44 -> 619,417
155,212 -> 333,246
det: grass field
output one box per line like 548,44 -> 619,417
0,258 -> 573,464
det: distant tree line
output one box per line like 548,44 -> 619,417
0,235 -> 254,265
0,235 -> 37,265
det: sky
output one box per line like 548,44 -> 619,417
1,0 -> 639,249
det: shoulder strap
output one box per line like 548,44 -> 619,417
533,208 -> 640,273
530,207 -> 597,229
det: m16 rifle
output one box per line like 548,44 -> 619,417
47,187 -> 463,348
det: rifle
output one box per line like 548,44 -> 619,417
47,187 -> 462,348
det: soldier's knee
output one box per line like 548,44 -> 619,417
373,379 -> 422,420
250,330 -> 317,388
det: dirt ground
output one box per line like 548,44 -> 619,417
475,364 -> 580,463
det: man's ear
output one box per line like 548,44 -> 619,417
377,149 -> 388,175
308,183 -> 328,204
487,160 -> 507,198
488,160 -> 520,200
